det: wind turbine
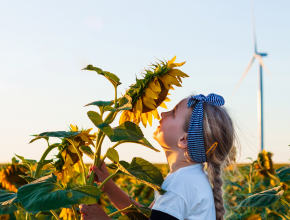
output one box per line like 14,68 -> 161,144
230,0 -> 271,152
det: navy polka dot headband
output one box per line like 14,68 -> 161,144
187,93 -> 225,163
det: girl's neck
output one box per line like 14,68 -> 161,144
164,148 -> 198,174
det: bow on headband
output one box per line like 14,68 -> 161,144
187,93 -> 225,163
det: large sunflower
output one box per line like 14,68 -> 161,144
119,56 -> 188,127
0,159 -> 28,192
53,124 -> 96,186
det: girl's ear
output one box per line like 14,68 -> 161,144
177,133 -> 188,149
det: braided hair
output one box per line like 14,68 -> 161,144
183,100 -> 236,220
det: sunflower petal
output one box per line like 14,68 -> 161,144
162,75 -> 182,87
159,102 -> 167,109
142,96 -> 156,109
147,112 -> 153,126
169,85 -> 175,90
119,111 -> 126,124
145,87 -> 158,99
149,79 -> 161,93
168,55 -> 177,66
170,61 -> 186,68
141,113 -> 148,127
136,98 -> 142,117
177,76 -> 182,83
168,69 -> 189,77
158,77 -> 170,90
164,97 -> 171,102
151,109 -> 160,120
70,124 -> 78,131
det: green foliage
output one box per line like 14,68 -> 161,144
17,173 -> 101,213
276,165 -> 290,182
83,65 -> 121,87
108,157 -> 166,195
237,186 -> 284,208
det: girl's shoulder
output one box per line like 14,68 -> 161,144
160,163 -> 214,207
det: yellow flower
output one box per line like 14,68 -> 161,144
53,124 -> 95,186
261,149 -> 270,170
0,163 -> 27,192
119,56 -> 188,127
59,208 -> 74,220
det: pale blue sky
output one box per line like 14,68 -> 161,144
1,0 -> 289,164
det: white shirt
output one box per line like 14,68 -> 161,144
152,163 -> 216,220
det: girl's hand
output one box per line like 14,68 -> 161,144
79,203 -> 111,220
87,161 -> 112,193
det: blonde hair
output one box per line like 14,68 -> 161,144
183,100 -> 236,220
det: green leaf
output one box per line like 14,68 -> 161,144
29,131 -> 81,143
117,94 -> 132,111
19,175 -> 36,183
113,158 -> 166,195
14,154 -> 37,167
17,173 -> 101,212
106,148 -> 119,163
0,190 -> 18,215
276,165 -> 290,182
89,119 -> 144,142
136,138 -> 160,152
237,186 -> 284,208
84,100 -> 114,114
0,190 -> 18,206
79,145 -> 95,160
109,121 -> 143,142
128,196 -> 151,218
83,65 -> 121,87
29,135 -> 49,144
84,100 -> 114,108
87,111 -> 104,127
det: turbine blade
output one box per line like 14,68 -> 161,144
251,0 -> 257,53
230,55 -> 256,101
254,54 -> 272,76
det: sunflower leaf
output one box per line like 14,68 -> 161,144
237,186 -> 284,208
79,145 -> 94,160
17,173 -> 101,212
29,131 -> 81,143
14,154 -> 37,167
106,148 -> 119,163
83,65 -> 121,87
276,165 -> 290,182
0,190 -> 18,215
111,158 -> 166,195
84,100 -> 114,114
29,135 -> 49,144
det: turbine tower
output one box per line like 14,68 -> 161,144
230,0 -> 271,152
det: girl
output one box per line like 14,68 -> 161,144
79,93 -> 236,220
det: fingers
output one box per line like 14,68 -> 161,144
79,204 -> 90,215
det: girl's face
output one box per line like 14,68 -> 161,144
153,98 -> 191,149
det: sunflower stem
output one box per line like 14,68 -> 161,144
50,210 -> 61,220
108,208 -> 139,218
71,205 -> 78,220
98,170 -> 119,191
66,138 -> 87,185
114,86 -> 118,108
34,141 -> 58,178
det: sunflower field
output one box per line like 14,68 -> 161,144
0,56 -> 189,220
1,55 -> 290,220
